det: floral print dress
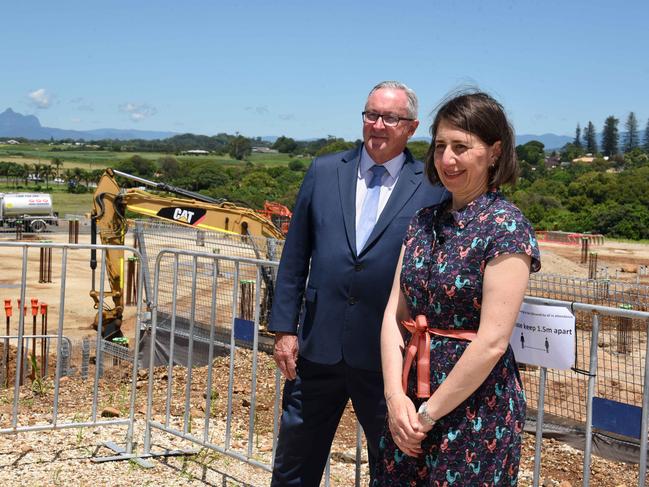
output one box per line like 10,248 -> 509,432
374,190 -> 541,486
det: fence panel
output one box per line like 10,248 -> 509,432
0,241 -> 147,465
524,274 -> 649,427
142,249 -> 282,472
520,296 -> 649,487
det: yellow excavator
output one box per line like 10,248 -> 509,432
90,168 -> 284,340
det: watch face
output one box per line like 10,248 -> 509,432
418,403 -> 435,426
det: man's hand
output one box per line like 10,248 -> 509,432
274,332 -> 298,380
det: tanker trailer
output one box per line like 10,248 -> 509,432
0,193 -> 57,232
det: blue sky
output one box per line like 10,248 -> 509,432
2,0 -> 647,140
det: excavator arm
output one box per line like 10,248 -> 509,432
90,168 -> 284,339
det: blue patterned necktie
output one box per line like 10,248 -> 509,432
356,164 -> 387,253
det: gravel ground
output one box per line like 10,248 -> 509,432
1,425 -> 643,486
0,347 -> 644,486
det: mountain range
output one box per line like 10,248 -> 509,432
0,108 -> 175,141
0,108 -> 574,148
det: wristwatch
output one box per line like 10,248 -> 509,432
418,402 -> 436,428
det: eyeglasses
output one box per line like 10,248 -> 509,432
362,111 -> 414,127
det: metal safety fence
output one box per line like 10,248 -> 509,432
3,239 -> 649,486
520,296 -> 649,487
141,248 -> 282,472
132,248 -> 366,486
134,249 -> 649,487
528,272 -> 649,310
524,273 -> 649,428
0,241 -> 148,466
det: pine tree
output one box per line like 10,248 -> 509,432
644,118 -> 649,153
601,116 -> 619,156
623,112 -> 639,152
574,124 -> 582,147
583,121 -> 598,154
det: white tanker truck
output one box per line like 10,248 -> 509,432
0,193 -> 57,232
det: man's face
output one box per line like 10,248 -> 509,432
362,88 -> 419,164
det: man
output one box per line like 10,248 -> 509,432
269,81 -> 447,486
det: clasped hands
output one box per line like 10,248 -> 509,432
386,393 -> 433,457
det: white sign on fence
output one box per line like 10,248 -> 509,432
510,302 -> 575,370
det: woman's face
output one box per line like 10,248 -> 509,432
433,119 -> 501,209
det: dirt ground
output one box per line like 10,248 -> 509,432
538,239 -> 649,283
1,231 -> 649,485
0,231 -> 138,343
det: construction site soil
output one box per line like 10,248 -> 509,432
0,231 -> 648,486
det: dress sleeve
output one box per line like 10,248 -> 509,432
484,208 -> 541,273
403,211 -> 419,246
402,206 -> 432,246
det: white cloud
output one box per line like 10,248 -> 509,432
28,88 -> 53,109
119,102 -> 157,122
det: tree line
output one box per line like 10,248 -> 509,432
511,138 -> 649,240
568,112 -> 649,158
29,133 -> 361,161
109,135 -> 649,240
0,159 -> 103,193
3,123 -> 649,239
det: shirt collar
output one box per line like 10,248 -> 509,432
449,190 -> 500,228
359,145 -> 405,180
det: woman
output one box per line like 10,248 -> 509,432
374,92 -> 541,486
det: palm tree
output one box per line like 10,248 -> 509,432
80,169 -> 93,188
62,168 -> 75,190
0,162 -> 8,184
42,165 -> 55,189
63,168 -> 74,182
73,167 -> 84,184
51,158 -> 63,178
10,165 -> 26,188
23,163 -> 34,186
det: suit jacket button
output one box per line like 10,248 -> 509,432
354,264 -> 363,272
348,297 -> 357,305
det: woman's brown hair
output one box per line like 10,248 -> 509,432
425,91 -> 518,188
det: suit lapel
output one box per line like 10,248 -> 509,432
360,151 -> 422,254
338,146 -> 361,255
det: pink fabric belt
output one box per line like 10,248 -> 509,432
401,315 -> 478,398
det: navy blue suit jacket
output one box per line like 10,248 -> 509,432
269,145 -> 447,371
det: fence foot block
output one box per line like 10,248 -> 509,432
91,441 -> 156,468
140,447 -> 200,459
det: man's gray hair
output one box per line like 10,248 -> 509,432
367,81 -> 418,119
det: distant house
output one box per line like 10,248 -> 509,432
183,149 -> 210,155
252,147 -> 278,153
572,156 -> 595,164
545,155 -> 561,169
5,139 -> 20,145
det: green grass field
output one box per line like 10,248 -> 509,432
0,143 -> 295,169
48,192 -> 94,216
